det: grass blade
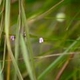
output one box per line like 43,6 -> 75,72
20,34 -> 36,80
5,0 -> 23,80
21,1 -> 36,79
38,36 -> 80,80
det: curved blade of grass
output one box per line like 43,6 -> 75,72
20,34 -> 36,80
13,0 -> 22,79
13,16 -> 20,80
21,1 -> 36,79
5,0 -> 23,80
38,36 -> 80,80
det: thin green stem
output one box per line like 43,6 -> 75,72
21,1 -> 36,80
28,0 -> 64,24
5,0 -> 23,80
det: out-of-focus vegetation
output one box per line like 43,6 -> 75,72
0,0 -> 80,80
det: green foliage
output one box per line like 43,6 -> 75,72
0,0 -> 80,80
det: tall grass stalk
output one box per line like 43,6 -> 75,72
5,0 -> 23,80
13,1 -> 21,79
20,0 -> 36,80
20,34 -> 36,80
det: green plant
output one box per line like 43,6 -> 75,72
0,0 -> 80,80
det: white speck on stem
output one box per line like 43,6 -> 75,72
10,35 -> 15,41
39,37 -> 44,43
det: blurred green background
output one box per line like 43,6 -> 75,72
0,0 -> 80,80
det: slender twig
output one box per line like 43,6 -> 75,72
35,52 -> 79,59
55,54 -> 74,80
27,0 -> 64,25
0,52 -> 79,62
